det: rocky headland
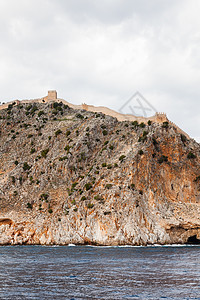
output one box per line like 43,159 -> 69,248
0,93 -> 200,245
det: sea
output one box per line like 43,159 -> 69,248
0,245 -> 200,300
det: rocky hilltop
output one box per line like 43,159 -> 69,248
0,97 -> 200,245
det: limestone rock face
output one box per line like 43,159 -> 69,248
0,101 -> 200,245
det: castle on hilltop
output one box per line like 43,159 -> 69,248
0,90 -> 189,138
44,90 -> 57,101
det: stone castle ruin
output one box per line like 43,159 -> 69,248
44,90 -> 57,101
0,90 -> 189,138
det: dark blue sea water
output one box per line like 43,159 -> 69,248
0,245 -> 200,300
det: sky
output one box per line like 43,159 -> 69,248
0,0 -> 199,142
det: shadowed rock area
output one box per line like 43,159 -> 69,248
0,99 -> 200,245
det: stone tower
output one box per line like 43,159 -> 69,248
47,90 -> 57,100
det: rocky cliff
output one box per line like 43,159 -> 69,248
0,100 -> 200,245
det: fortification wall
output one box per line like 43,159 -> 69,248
0,91 -> 190,139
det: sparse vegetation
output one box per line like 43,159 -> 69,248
87,203 -> 94,209
94,195 -> 103,201
30,148 -> 36,154
130,183 -> 135,190
13,191 -> 18,196
66,130 -> 71,137
158,155 -> 168,164
59,156 -> 68,161
181,134 -> 187,144
105,184 -> 112,189
71,182 -> 78,191
187,152 -> 196,159
131,121 -> 138,127
55,129 -> 62,136
139,122 -> 145,128
38,111 -> 45,117
102,130 -> 108,136
30,105 -> 38,115
138,150 -> 144,155
152,138 -> 158,146
119,155 -> 126,161
23,162 -> 31,171
41,148 -> 49,158
143,131 -> 148,137
85,183 -> 92,191
27,202 -> 32,209
40,193 -> 49,201
64,145 -> 71,153
162,121 -> 169,129
76,113 -> 84,119
194,176 -> 200,182
104,211 -> 111,215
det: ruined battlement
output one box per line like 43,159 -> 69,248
82,103 -> 89,111
0,91 -> 190,139
154,112 -> 168,123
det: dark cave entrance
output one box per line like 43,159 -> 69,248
186,235 -> 200,244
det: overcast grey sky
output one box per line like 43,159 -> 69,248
0,0 -> 199,141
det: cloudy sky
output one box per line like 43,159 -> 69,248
0,0 -> 199,141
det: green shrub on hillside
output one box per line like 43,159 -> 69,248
23,162 -> 31,171
162,121 -> 169,129
30,148 -> 36,154
102,130 -> 108,136
138,150 -> 144,155
187,152 -> 196,159
87,203 -> 94,209
38,111 -> 45,117
27,202 -> 32,209
85,183 -> 92,191
41,148 -> 49,158
158,155 -> 168,164
55,129 -> 62,136
119,155 -> 126,161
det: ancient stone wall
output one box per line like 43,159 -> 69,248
0,91 -> 190,139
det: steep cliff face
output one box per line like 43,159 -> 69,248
0,101 -> 200,245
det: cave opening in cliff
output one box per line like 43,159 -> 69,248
186,235 -> 200,244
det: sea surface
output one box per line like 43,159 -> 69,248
0,245 -> 200,300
